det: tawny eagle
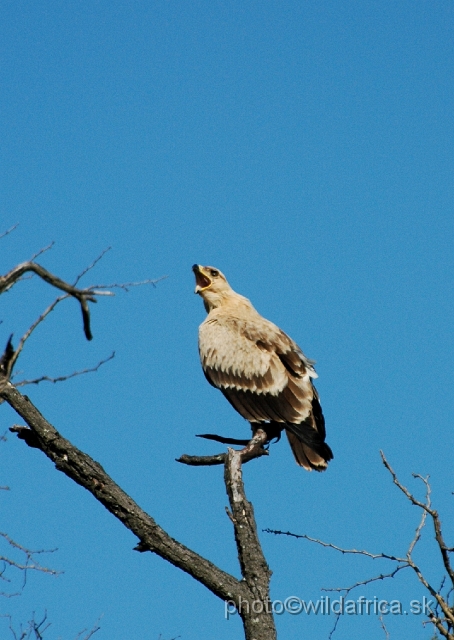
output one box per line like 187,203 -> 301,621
193,264 -> 333,470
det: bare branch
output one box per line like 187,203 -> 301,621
381,452 -> 454,593
264,529 -> 404,563
0,263 -> 98,339
0,225 -> 19,241
73,615 -> 103,640
178,428 -> 271,467
321,564 -> 408,594
1,383 -> 244,605
379,615 -> 390,640
29,242 -> 55,262
8,297 -> 67,376
380,452 -> 430,511
5,610 -> 52,639
0,532 -> 58,569
2,382 -> 280,639
0,532 -> 59,599
224,447 -> 276,639
0,253 -> 167,342
73,248 -> 112,286
15,352 -> 115,387
407,478 -> 429,557
266,451 -> 454,639
177,448 -> 269,467
177,452 -> 231,466
89,275 -> 168,292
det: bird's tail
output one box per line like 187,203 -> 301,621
284,423 -> 333,472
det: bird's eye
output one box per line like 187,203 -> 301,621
210,270 -> 219,277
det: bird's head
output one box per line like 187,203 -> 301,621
192,264 -> 234,311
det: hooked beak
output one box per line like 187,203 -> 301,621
192,264 -> 212,294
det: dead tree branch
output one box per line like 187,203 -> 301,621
1,382 -> 277,640
0,225 -> 19,241
29,242 -> 55,263
8,296 -> 68,377
224,446 -> 275,639
0,532 -> 59,598
266,452 -> 454,639
73,248 -> 112,286
15,352 -> 115,387
1,254 -> 276,639
177,428 -> 274,466
380,452 -> 454,590
0,262 -> 99,340
2,383 -> 240,600
0,249 -> 166,341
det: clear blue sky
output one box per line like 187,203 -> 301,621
1,1 -> 453,638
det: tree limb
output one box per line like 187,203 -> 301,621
15,352 -> 115,387
0,224 -> 19,241
380,451 -> 454,590
224,445 -> 276,640
267,453 -> 454,639
2,381 -> 279,639
0,262 -> 98,340
1,382 -> 244,605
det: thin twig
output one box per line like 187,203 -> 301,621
8,296 -> 67,375
15,352 -> 115,387
0,224 -> 19,241
321,564 -> 408,593
90,275 -> 168,292
263,529 -> 404,562
0,532 -> 59,598
381,452 -> 454,594
73,615 -> 103,640
379,614 -> 390,640
0,532 -> 58,563
29,242 -> 55,262
73,247 -> 112,286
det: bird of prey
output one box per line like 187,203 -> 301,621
192,264 -> 333,470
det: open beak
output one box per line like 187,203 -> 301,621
192,264 -> 212,293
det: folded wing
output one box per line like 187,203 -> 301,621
199,311 -> 333,470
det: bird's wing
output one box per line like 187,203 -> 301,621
198,310 -> 317,424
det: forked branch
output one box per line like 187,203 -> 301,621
2,383 -> 276,640
266,452 -> 454,639
0,247 -> 166,342
0,261 -> 99,340
1,250 -> 276,640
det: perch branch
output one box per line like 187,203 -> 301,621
3,382 -> 277,639
178,428 -> 270,467
224,446 -> 276,639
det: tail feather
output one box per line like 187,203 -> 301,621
286,430 -> 331,471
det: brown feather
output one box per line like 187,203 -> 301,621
194,264 -> 333,470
